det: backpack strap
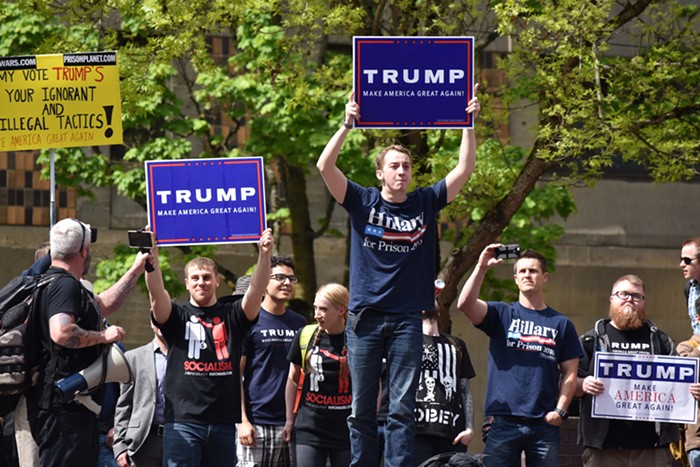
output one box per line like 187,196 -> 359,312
35,270 -> 92,410
645,319 -> 674,355
581,318 -> 610,375
34,272 -> 66,410
294,324 -> 320,414
299,324 -> 320,369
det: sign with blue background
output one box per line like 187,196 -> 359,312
146,158 -> 267,246
353,37 -> 474,129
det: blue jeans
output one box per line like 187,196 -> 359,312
98,433 -> 118,467
689,448 -> 700,467
483,416 -> 559,467
346,309 -> 422,467
163,422 -> 237,467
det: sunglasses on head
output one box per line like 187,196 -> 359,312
71,219 -> 97,248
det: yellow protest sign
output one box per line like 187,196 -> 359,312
0,52 -> 123,151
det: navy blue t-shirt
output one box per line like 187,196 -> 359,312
477,301 -> 583,418
242,308 -> 307,425
341,179 -> 447,313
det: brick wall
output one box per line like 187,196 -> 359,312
559,417 -> 584,466
0,151 -> 76,225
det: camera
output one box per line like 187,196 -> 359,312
127,230 -> 154,249
127,230 -> 155,272
495,244 -> 520,260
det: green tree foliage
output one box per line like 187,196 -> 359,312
1,0 -> 698,322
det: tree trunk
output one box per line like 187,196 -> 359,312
281,161 -> 318,306
437,146 -> 552,332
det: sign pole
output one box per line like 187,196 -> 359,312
50,148 -> 56,227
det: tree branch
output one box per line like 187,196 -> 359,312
608,0 -> 654,30
313,195 -> 337,239
627,104 -> 700,133
437,144 -> 553,331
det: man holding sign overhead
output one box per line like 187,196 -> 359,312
316,86 -> 480,467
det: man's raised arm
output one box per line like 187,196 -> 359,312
445,84 -> 480,203
144,246 -> 172,325
96,251 -> 149,317
316,93 -> 358,204
241,228 -> 274,321
457,244 -> 501,326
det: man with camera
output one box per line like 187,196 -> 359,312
26,218 -> 150,467
457,244 -> 582,467
145,228 -> 274,466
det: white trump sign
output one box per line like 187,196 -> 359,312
592,352 -> 698,424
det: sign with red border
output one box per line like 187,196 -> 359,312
353,37 -> 474,129
146,158 -> 267,246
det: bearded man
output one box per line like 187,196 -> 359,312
575,274 -> 679,467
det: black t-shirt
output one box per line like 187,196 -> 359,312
602,322 -> 658,449
158,299 -> 256,424
287,329 -> 351,450
414,334 -> 475,440
378,333 -> 476,441
33,268 -> 102,408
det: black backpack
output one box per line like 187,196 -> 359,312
0,272 -> 64,416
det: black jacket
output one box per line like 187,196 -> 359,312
577,318 -> 679,449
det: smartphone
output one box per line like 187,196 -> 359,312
495,244 -> 520,260
127,230 -> 154,249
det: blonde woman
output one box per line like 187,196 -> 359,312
282,283 -> 351,467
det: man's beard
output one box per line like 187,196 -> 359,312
609,303 -> 645,330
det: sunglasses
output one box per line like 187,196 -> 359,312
71,219 -> 97,250
681,257 -> 698,265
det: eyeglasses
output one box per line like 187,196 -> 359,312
681,257 -> 699,265
613,291 -> 645,302
270,273 -> 298,284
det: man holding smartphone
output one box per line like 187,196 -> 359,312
457,244 -> 582,467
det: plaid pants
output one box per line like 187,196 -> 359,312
236,424 -> 292,467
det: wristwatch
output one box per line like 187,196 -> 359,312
555,407 -> 569,420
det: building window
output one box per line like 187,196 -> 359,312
0,151 -> 76,225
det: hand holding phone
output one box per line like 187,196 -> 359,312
128,230 -> 155,272
494,244 -> 520,260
